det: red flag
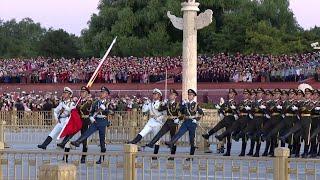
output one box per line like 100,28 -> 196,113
58,109 -> 82,139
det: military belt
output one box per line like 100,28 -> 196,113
224,113 -> 233,116
96,115 -> 107,118
285,113 -> 295,117
186,116 -> 197,119
312,115 -> 320,118
239,113 -> 248,116
271,113 -> 281,116
254,113 -> 264,117
167,116 -> 178,119
82,115 -> 89,118
301,114 -> 311,117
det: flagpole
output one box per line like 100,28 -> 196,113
57,37 -> 117,139
165,69 -> 168,100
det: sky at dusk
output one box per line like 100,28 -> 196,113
0,0 -> 319,36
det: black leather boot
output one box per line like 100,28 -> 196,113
96,148 -> 106,164
37,136 -> 52,150
247,141 -> 255,156
81,146 -> 88,164
301,144 -> 309,158
294,144 -> 301,158
168,145 -> 177,161
64,148 -> 70,163
223,142 -> 231,156
186,146 -> 196,161
152,145 -> 160,160
239,140 -> 247,156
127,134 -> 142,144
253,142 -> 261,157
57,135 -> 72,149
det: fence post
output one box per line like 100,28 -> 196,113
39,164 -> 77,180
274,147 -> 290,180
0,121 -> 5,150
124,144 -> 137,180
129,111 -> 137,140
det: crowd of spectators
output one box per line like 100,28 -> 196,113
0,52 -> 319,84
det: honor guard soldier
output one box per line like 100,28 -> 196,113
279,89 -> 305,157
127,88 -> 165,157
38,87 -> 75,150
57,86 -> 93,163
243,88 -> 266,157
202,88 -> 238,156
145,89 -> 181,160
71,87 -> 111,164
309,89 -> 320,157
165,89 -> 204,161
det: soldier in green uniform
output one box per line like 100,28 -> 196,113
279,89 -> 309,157
202,88 -> 238,156
145,89 -> 181,160
215,89 -> 251,156
309,89 -> 320,157
261,88 -> 282,157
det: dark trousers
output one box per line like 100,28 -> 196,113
170,119 -> 197,147
266,116 -> 296,144
148,119 -> 178,146
77,118 -> 109,152
219,116 -> 248,139
208,115 -> 235,136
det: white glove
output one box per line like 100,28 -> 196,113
230,105 -> 236,110
276,105 -> 282,110
163,99 -> 168,104
192,119 -> 198,124
219,113 -> 224,120
234,114 -> 239,120
219,98 -> 225,106
182,99 -> 188,105
315,107 -> 320,111
259,105 -> 266,109
174,118 -> 180,124
265,114 -> 271,119
245,106 -> 251,111
215,104 -> 221,109
100,104 -> 106,110
249,114 -> 253,119
282,114 -> 285,118
292,106 -> 298,111
89,116 -> 95,123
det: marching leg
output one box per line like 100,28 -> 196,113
262,140 -> 270,157
239,136 -> 247,156
57,135 -> 73,149
247,140 -> 255,156
37,136 -> 53,150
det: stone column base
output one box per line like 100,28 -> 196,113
39,164 -> 77,180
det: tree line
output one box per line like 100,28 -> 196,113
1,0 -> 320,58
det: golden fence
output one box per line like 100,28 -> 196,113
0,110 -> 221,149
0,146 -> 305,180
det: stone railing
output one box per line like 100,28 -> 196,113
0,147 -> 299,180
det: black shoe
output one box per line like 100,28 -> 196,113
168,157 -> 174,161
261,135 -> 267,142
37,136 -> 52,150
70,141 -> 80,147
57,143 -> 65,149
310,153 -> 317,158
202,134 -> 210,140
262,152 -> 268,157
215,135 -> 223,141
223,152 -> 230,156
301,153 -> 308,158
253,153 -> 259,157
127,134 -> 142,144
239,152 -> 245,156
96,156 -> 104,164
81,156 -> 86,164
186,158 -> 193,161
145,143 -> 154,148
152,157 -> 158,160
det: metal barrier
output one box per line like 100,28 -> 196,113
288,158 -> 320,179
0,150 -> 124,180
0,146 -> 294,180
0,109 -> 219,127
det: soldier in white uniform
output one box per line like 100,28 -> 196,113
37,87 -> 75,150
127,88 -> 165,156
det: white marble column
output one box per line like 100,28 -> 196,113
168,1 -> 213,100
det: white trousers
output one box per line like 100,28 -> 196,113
139,118 -> 163,144
49,117 -> 68,139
